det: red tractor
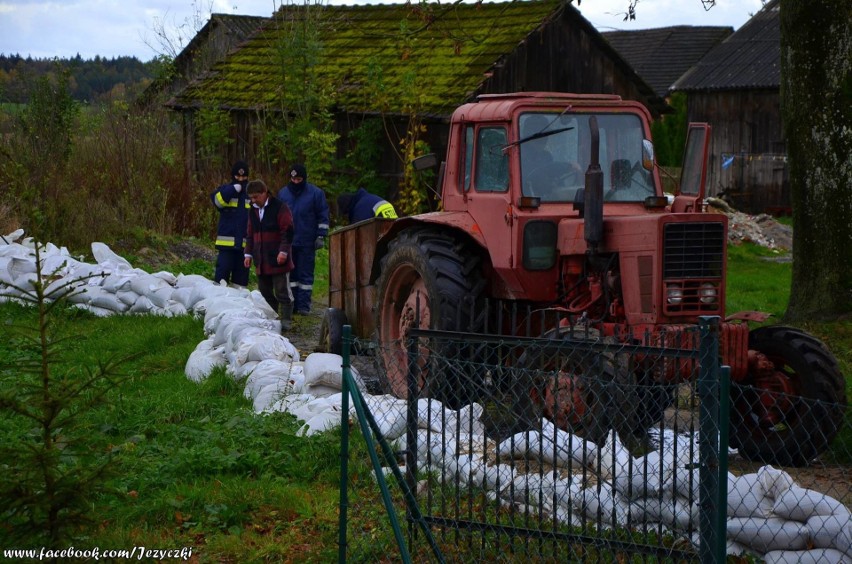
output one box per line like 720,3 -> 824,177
324,92 -> 846,466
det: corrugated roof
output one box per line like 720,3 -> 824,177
602,25 -> 732,97
168,0 -> 565,115
672,0 -> 780,92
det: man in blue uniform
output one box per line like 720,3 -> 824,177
337,187 -> 398,224
211,160 -> 251,287
277,163 -> 329,315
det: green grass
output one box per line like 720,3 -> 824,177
0,241 -> 847,558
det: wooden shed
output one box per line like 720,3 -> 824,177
671,0 -> 787,215
165,0 -> 665,198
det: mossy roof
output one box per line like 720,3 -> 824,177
168,0 -> 564,116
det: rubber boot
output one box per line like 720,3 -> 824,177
279,302 -> 293,334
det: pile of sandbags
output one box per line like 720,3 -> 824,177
3,229 -> 849,561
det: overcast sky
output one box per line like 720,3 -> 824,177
0,0 -> 766,62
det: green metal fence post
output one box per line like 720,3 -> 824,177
338,325 -> 352,564
698,316 -> 725,564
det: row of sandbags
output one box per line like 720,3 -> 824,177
3,231 -> 849,562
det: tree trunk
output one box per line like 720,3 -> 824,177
781,0 -> 852,321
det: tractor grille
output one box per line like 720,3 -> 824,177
663,222 -> 724,279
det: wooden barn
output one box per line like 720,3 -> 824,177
164,0 -> 665,200
671,0 -> 787,215
140,14 -> 269,108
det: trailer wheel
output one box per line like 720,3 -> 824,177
731,326 -> 846,466
374,229 -> 485,407
516,326 -> 642,448
318,308 -> 348,355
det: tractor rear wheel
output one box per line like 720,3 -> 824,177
731,326 -> 846,466
374,228 -> 485,407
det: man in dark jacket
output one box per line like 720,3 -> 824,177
277,164 -> 329,315
211,160 -> 251,287
244,180 -> 295,331
337,187 -> 398,224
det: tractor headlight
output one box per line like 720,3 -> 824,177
666,284 -> 683,305
699,282 -> 718,304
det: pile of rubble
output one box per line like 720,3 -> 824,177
706,198 -> 793,252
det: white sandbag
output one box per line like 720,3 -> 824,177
191,289 -> 243,315
542,419 -> 598,467
774,486 -> 850,522
203,300 -> 261,332
495,430 -> 544,461
165,302 -> 187,316
451,402 -> 486,436
90,291 -> 129,313
0,256 -> 13,283
43,276 -> 83,300
303,352 -> 367,392
227,360 -> 259,382
763,548 -> 852,564
613,450 -> 671,499
242,359 -> 294,399
253,381 -> 289,413
66,284 -> 101,304
91,242 -> 133,270
147,286 -> 174,309
364,394 -> 408,441
1,228 -> 24,243
659,494 -> 698,531
726,517 -> 809,553
41,253 -> 79,278
290,396 -> 338,423
207,307 -> 265,337
175,273 -> 216,289
8,256 -> 37,278
242,333 -> 298,363
249,289 -> 278,319
757,465 -> 795,500
184,338 -> 226,382
670,465 -> 700,502
102,272 -> 134,293
170,286 -> 196,309
266,393 -> 314,415
297,409 -> 344,436
416,398 -> 448,432
7,271 -> 37,297
305,384 -> 343,398
727,473 -> 773,518
479,462 -> 515,492
572,483 -> 634,527
128,273 -> 169,299
216,316 -> 279,348
597,430 -> 633,481
129,295 -> 155,314
807,513 -> 852,555
115,289 -> 140,306
151,271 -> 178,286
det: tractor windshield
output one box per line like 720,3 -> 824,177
518,112 -> 655,203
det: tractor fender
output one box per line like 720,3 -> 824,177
369,212 -> 488,284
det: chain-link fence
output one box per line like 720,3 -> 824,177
338,318 -> 851,563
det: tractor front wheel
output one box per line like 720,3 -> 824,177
374,229 -> 485,407
731,326 -> 846,466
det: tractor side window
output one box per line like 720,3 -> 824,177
474,127 -> 509,192
462,125 -> 474,193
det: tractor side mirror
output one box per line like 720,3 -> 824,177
412,153 -> 438,171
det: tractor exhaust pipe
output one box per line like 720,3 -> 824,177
584,116 -> 604,254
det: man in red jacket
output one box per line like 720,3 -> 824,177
243,180 -> 295,332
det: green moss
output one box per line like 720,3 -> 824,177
175,0 -> 562,115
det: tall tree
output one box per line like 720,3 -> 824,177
780,0 -> 852,320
